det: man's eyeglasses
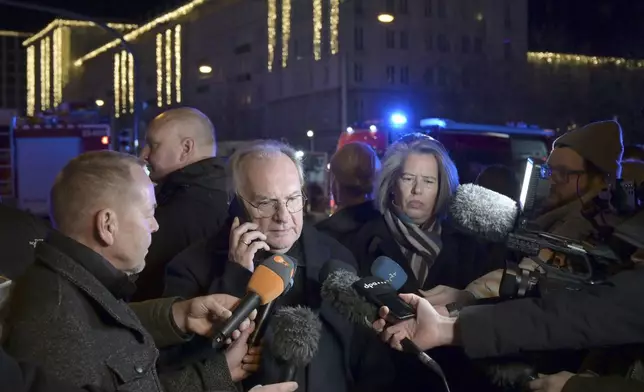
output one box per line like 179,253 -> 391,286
540,164 -> 585,184
239,194 -> 307,218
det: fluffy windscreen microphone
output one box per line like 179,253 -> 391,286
448,183 -> 520,243
320,269 -> 379,326
269,306 -> 323,382
483,360 -> 537,391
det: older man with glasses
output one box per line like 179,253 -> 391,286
163,140 -> 395,392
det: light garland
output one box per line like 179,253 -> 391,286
156,33 -> 163,107
281,0 -> 291,68
330,0 -> 340,55
174,25 -> 182,103
128,53 -> 134,114
267,0 -> 276,71
0,30 -> 32,38
39,37 -> 51,110
53,27 -> 62,107
114,53 -> 120,118
120,50 -> 127,114
73,0 -> 207,66
313,0 -> 322,61
26,46 -> 35,116
165,29 -> 172,106
24,19 -> 137,47
527,52 -> 644,69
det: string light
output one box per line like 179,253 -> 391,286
156,33 -> 163,107
313,0 -> 322,61
330,0 -> 340,55
26,46 -> 35,116
128,53 -> 134,114
281,0 -> 291,68
73,0 -> 207,66
114,53 -> 120,118
53,28 -> 62,107
0,30 -> 31,38
174,25 -> 182,103
24,19 -> 137,47
120,50 -> 127,114
527,52 -> 644,69
165,29 -> 172,106
267,0 -> 276,71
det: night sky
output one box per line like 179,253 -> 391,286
0,0 -> 643,57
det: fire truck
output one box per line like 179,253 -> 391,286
0,105 -> 113,216
337,116 -> 555,183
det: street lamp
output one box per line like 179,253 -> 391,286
306,130 -> 315,151
377,13 -> 395,23
199,65 -> 212,74
95,99 -> 105,107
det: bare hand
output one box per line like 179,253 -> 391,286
229,217 -> 270,272
529,371 -> 576,392
249,382 -> 299,392
420,285 -> 474,307
171,294 -> 256,340
226,322 -> 258,382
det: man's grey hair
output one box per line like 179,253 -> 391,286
226,140 -> 306,198
375,133 -> 459,219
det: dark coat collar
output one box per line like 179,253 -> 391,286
156,157 -> 227,205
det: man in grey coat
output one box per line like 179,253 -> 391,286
3,151 -> 259,392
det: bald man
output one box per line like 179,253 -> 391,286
316,142 -> 382,251
136,107 -> 229,301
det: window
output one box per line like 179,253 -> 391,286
386,66 -> 395,84
355,0 -> 364,15
504,42 -> 513,61
461,68 -> 471,88
461,36 -> 471,54
399,0 -> 408,14
400,31 -> 409,49
386,0 -> 395,13
425,33 -> 433,51
354,99 -> 364,121
474,37 -> 483,54
424,0 -> 433,17
437,66 -> 448,87
437,34 -> 450,52
234,43 -> 252,54
355,27 -> 364,50
354,62 -> 363,82
197,85 -> 210,94
400,66 -> 409,84
438,0 -> 447,18
293,39 -> 300,58
504,1 -> 512,29
423,67 -> 434,85
386,30 -> 395,49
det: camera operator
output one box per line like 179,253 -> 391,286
372,248 -> 644,392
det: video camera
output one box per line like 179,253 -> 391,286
499,158 -> 644,299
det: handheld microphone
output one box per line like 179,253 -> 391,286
320,269 -> 448,385
247,301 -> 276,347
448,183 -> 520,243
269,306 -> 322,382
370,256 -> 408,290
212,254 -> 296,349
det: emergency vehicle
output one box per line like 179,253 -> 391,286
1,105 -> 112,216
337,116 -> 555,183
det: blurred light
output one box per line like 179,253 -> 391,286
295,150 -> 305,159
101,136 -> 109,145
420,118 -> 446,128
346,127 -> 354,134
199,65 -> 212,74
307,130 -> 314,138
369,125 -> 377,133
134,139 -> 139,148
327,163 -> 330,170
390,113 -> 408,126
95,99 -> 105,107
377,13 -> 394,23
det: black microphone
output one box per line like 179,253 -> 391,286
448,183 -> 520,243
247,301 -> 276,347
212,254 -> 296,349
269,306 -> 322,382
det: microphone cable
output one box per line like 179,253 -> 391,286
401,339 -> 451,392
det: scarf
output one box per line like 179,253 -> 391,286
384,204 -> 443,286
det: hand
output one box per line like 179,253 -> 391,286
372,293 -> 454,352
229,217 -> 270,272
249,382 -> 298,392
171,294 -> 256,340
225,322 -> 259,382
529,371 -> 576,392
419,285 -> 474,307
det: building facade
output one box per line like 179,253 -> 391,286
24,0 -> 644,151
0,30 -> 31,111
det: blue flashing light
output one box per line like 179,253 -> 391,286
390,113 -> 408,127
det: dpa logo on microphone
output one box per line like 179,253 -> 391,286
363,280 -> 387,290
